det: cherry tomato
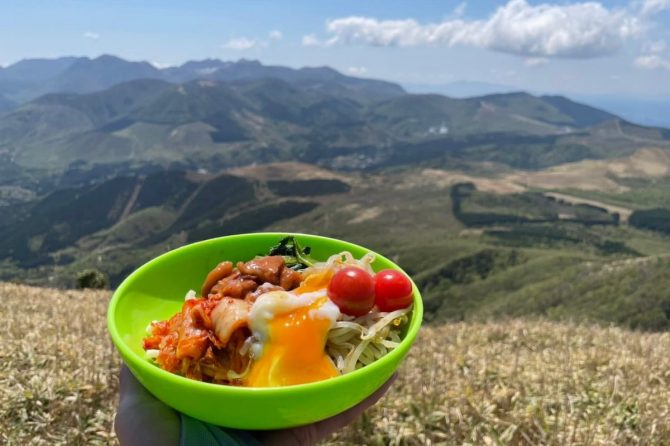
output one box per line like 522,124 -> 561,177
327,267 -> 375,316
374,269 -> 413,312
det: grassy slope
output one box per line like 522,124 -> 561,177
562,177 -> 670,210
3,282 -> 670,445
260,170 -> 670,330
437,255 -> 670,329
6,166 -> 670,330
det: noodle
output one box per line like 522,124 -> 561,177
144,247 -> 413,384
302,249 -> 413,373
326,303 -> 412,374
361,308 -> 411,341
227,358 -> 253,380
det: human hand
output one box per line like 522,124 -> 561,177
255,372 -> 397,445
115,364 -> 180,446
115,364 -> 397,446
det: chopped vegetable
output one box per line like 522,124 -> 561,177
268,236 -> 316,270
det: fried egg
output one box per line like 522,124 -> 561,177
246,270 -> 340,387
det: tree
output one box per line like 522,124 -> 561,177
76,269 -> 109,290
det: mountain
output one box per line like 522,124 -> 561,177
371,91 -> 619,135
1,63 -> 670,332
405,83 -> 670,129
404,81 -> 519,98
0,55 -> 161,101
571,94 -> 670,129
0,57 -> 83,102
473,92 -> 617,129
0,94 -> 15,113
47,55 -> 162,94
539,95 -> 617,128
161,59 -> 233,81
0,166 -> 341,277
0,79 -> 172,163
0,78 -> 667,175
0,55 -> 405,104
0,57 -> 81,83
152,58 -> 404,103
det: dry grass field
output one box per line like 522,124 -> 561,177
2,282 -> 670,445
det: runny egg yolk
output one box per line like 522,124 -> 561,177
245,269 -> 339,387
295,268 -> 333,294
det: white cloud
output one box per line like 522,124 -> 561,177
642,39 -> 667,53
222,33 -> 283,50
346,66 -> 368,75
452,2 -> 467,18
222,37 -> 260,51
150,61 -> 174,69
83,31 -> 100,40
312,0 -> 642,59
634,54 -> 670,69
525,57 -> 549,67
302,34 -> 321,47
639,0 -> 670,15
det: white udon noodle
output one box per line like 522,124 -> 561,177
303,251 -> 413,374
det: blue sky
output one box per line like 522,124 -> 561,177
2,0 -> 670,96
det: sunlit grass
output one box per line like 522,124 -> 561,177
2,282 -> 670,445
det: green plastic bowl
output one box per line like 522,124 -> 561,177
107,232 -> 423,429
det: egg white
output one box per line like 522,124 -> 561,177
248,289 -> 340,359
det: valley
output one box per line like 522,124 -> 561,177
2,57 -> 670,331
3,156 -> 670,330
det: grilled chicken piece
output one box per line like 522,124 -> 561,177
237,256 -> 285,284
209,272 -> 258,300
201,261 -> 233,297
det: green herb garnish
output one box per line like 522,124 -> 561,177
268,236 -> 316,270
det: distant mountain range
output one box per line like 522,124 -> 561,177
405,81 -> 670,129
0,55 -> 404,104
573,95 -> 670,129
0,94 -> 15,113
3,74 -> 667,181
3,54 -> 669,129
404,81 -> 520,98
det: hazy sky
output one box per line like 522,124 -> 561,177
2,0 -> 670,96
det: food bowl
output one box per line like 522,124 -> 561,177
107,232 -> 423,429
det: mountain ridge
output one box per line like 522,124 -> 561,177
0,94 -> 15,113
0,55 -> 405,104
1,74 -> 667,176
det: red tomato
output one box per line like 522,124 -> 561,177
374,269 -> 413,311
327,267 -> 375,316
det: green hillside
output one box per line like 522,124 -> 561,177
2,61 -> 670,333
0,94 -> 15,112
5,162 -> 670,331
2,76 -> 667,174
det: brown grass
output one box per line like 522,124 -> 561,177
0,283 -> 119,445
2,282 -> 670,445
505,148 -> 670,193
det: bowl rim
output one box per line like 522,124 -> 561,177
107,231 -> 423,395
